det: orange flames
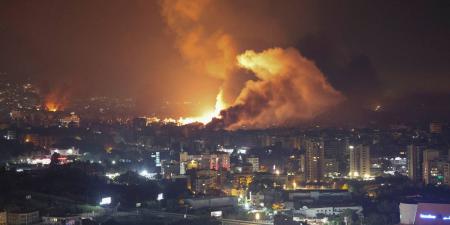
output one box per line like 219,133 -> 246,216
177,89 -> 226,125
45,101 -> 61,112
158,0 -> 344,129
151,89 -> 226,125
44,89 -> 69,112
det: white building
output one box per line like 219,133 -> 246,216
295,205 -> 363,218
349,145 -> 371,178
246,157 -> 259,172
0,211 -> 6,225
59,112 -> 80,127
400,202 -> 450,225
50,146 -> 79,156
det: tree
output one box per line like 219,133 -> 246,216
50,152 -> 62,166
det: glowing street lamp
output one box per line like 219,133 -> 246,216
255,213 -> 260,221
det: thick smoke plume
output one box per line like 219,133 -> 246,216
161,0 -> 344,130
44,89 -> 69,112
216,48 -> 344,129
161,0 -> 237,81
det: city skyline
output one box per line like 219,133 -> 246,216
1,1 -> 450,225
0,0 -> 449,124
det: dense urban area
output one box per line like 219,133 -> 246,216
0,78 -> 449,225
2,1 -> 450,225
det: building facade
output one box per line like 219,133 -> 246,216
407,145 -> 423,182
349,145 -> 371,178
304,139 -> 324,183
7,211 -> 40,225
422,149 -> 440,184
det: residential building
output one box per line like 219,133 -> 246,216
7,211 -> 40,225
422,149 -> 440,184
349,145 -> 371,178
304,139 -> 324,183
407,145 -> 423,182
246,156 -> 259,172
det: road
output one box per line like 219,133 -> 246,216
112,209 -> 273,225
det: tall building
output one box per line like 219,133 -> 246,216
161,160 -> 179,179
304,139 -> 324,183
322,137 -> 346,175
179,151 -> 189,175
407,145 -> 423,182
422,149 -> 440,184
59,112 -> 80,127
246,156 -> 259,172
349,145 -> 371,178
324,158 -> 339,178
179,152 -> 230,174
322,138 -> 339,159
151,151 -> 161,167
299,154 -> 306,173
428,160 -> 450,185
429,121 -> 443,134
443,162 -> 450,186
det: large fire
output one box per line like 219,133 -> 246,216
145,90 -> 226,125
45,101 -> 61,112
44,89 -> 68,112
176,89 -> 226,125
155,0 -> 344,129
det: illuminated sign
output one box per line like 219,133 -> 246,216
157,193 -> 164,201
419,214 -> 436,219
211,211 -> 222,218
100,197 -> 111,205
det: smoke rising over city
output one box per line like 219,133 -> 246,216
0,0 -> 449,123
1,2 -> 450,225
160,0 -> 344,128
215,48 -> 344,129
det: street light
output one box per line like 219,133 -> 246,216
255,213 -> 260,221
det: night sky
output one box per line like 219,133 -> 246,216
0,0 -> 449,119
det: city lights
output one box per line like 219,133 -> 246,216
419,214 -> 436,219
1,2 -> 449,225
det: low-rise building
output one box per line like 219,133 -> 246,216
295,204 -> 363,218
49,146 -> 79,156
286,189 -> 351,201
42,215 -> 82,225
7,210 -> 40,225
184,196 -> 238,210
400,202 -> 450,225
0,211 -> 6,225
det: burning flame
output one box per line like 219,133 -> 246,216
148,89 -> 226,126
178,89 -> 226,125
45,102 -> 61,112
158,0 -> 344,129
44,88 -> 69,112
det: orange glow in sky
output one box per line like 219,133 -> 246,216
177,89 -> 226,125
45,102 -> 60,112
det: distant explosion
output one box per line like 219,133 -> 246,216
44,89 -> 69,112
45,101 -> 60,112
215,48 -> 344,129
160,0 -> 344,129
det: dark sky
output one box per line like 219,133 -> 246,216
0,0 -> 449,116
